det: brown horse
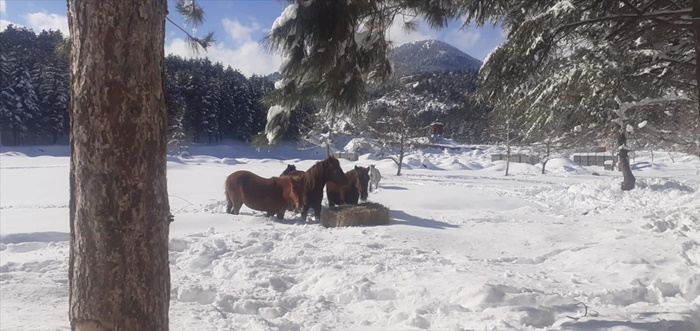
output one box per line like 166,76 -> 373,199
326,166 -> 370,206
287,156 -> 348,221
224,170 -> 303,220
281,164 -> 304,177
280,164 -> 306,212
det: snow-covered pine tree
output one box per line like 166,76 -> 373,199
263,0 -> 403,142
8,63 -> 39,145
217,67 -> 246,140
0,25 -> 41,145
479,3 -> 695,189
36,60 -> 69,144
0,54 -> 14,145
238,75 -> 271,141
168,104 -> 189,156
200,60 -> 223,143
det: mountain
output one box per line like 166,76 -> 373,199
390,40 -> 482,77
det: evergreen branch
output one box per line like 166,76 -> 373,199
619,0 -> 695,28
557,8 -> 694,34
166,16 -> 214,53
175,0 -> 205,28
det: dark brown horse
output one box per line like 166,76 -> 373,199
224,170 -> 304,220
326,166 -> 370,206
281,164 -> 304,177
285,156 -> 348,221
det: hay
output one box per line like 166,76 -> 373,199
321,202 -> 390,228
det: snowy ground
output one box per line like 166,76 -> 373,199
1,141 -> 699,331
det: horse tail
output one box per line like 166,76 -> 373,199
224,175 -> 235,214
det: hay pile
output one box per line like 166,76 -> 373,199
321,202 -> 390,228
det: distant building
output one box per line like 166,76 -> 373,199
429,122 -> 444,142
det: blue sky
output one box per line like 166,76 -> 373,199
0,0 -> 505,76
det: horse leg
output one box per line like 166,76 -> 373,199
338,189 -> 346,205
225,191 -> 233,214
301,205 -> 310,222
348,190 -> 358,205
232,195 -> 243,215
276,210 -> 285,220
267,211 -> 275,218
327,190 -> 340,207
313,203 -> 322,221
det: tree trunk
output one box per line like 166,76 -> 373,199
541,159 -> 548,175
396,128 -> 405,176
693,1 -> 700,120
504,119 -> 511,176
505,139 -> 511,176
541,139 -> 551,175
326,115 -> 336,157
617,132 -> 635,191
67,1 -> 170,330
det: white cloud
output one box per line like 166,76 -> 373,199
165,37 -> 283,77
165,18 -> 282,77
23,12 -> 69,35
386,15 -> 438,47
222,18 -> 260,43
0,0 -> 6,14
445,28 -> 481,49
1,19 -> 21,31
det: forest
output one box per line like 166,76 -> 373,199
2,17 -> 699,158
1,24 -> 495,151
0,25 -> 314,147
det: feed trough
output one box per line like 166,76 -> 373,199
321,202 -> 390,228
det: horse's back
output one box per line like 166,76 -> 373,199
226,170 -> 267,190
225,170 -> 293,212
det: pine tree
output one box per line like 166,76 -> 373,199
67,1 -> 212,329
35,60 -> 69,143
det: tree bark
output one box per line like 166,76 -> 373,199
67,1 -> 170,330
693,1 -> 700,120
541,159 -> 548,175
505,138 -> 511,176
505,119 -> 511,176
397,127 -> 406,176
617,132 -> 636,191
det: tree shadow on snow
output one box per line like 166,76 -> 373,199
275,216 -> 321,226
390,210 -> 459,229
0,231 -> 70,244
378,185 -> 408,190
561,315 -> 699,331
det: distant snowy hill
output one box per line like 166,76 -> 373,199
265,40 -> 482,79
390,40 -> 483,77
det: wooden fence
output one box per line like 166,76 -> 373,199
333,152 -> 359,161
490,153 -> 617,170
572,154 -> 616,168
490,154 -> 540,165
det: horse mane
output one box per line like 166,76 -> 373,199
344,169 -> 358,190
353,166 -> 369,192
302,156 -> 335,191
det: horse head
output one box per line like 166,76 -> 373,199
324,156 -> 348,186
354,166 -> 370,201
282,164 -> 297,176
